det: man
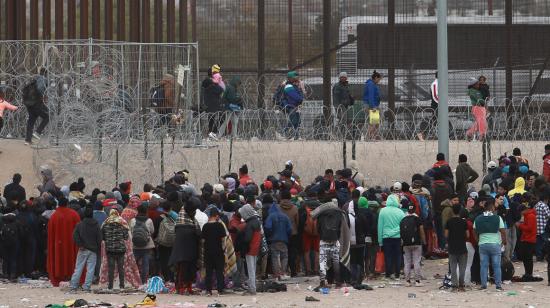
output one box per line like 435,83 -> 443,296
101,209 -> 129,290
264,197 -> 292,280
202,207 -> 229,295
400,203 -> 425,287
24,67 -> 49,145
473,198 -> 506,290
278,189 -> 299,277
466,77 -> 487,141
3,173 -> 26,208
300,189 -> 321,276
432,171 -> 454,249
534,191 -> 550,261
38,168 -> 57,195
70,207 -> 102,292
279,71 -> 304,140
378,194 -> 405,280
239,204 -> 262,296
333,72 -> 354,134
543,144 -> 550,182
430,153 -> 455,189
482,161 -> 498,193
47,197 -> 81,287
445,203 -> 469,291
363,71 -> 383,140
478,75 -> 491,101
441,194 -> 460,235
130,204 -> 155,284
347,189 -> 369,286
430,72 -> 439,111
455,154 -> 479,203
219,76 -> 243,138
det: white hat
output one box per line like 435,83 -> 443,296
339,72 -> 348,78
487,161 -> 497,169
468,77 -> 478,86
392,182 -> 402,191
213,183 -> 225,193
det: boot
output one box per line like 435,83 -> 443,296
313,280 -> 327,292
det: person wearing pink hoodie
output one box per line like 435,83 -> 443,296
0,88 -> 18,154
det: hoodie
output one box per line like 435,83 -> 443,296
239,204 -> 262,256
73,217 -> 102,253
223,77 -> 243,110
264,203 -> 292,244
363,79 -> 380,108
440,199 -> 454,230
377,195 -> 405,245
517,208 -> 536,244
508,177 -> 527,197
39,169 -> 57,194
278,199 -> 299,235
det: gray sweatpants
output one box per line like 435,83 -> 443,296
403,245 -> 423,281
449,253 -> 468,287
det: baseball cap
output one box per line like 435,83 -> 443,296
263,180 -> 273,190
392,182 -> 402,191
287,71 -> 299,78
468,77 -> 478,86
487,161 -> 497,169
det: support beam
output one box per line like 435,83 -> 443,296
388,0 -> 396,124
80,0 -> 89,39
287,0 -> 295,69
167,0 -> 176,42
116,0 -> 125,41
154,0 -> 163,42
322,0 -> 332,122
129,0 -> 140,42
91,0 -> 100,39
43,0 -> 51,40
505,0 -> 513,103
68,0 -> 76,39
55,0 -> 63,39
142,0 -> 150,42
437,0 -> 449,159
258,0 -> 265,108
104,0 -> 113,40
191,0 -> 197,42
30,0 -> 39,39
179,0 -> 188,42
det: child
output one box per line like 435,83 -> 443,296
202,207 -> 229,295
445,203 -> 469,292
0,87 -> 17,153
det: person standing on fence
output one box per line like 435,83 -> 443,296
23,67 -> 49,145
363,71 -> 382,141
466,78 -> 487,142
219,76 -> 243,139
279,71 -> 304,140
332,72 -> 354,137
0,86 -> 18,152
202,65 -> 225,141
478,76 -> 491,101
418,72 -> 438,141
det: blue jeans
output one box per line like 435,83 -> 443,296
134,249 -> 152,284
245,255 -> 257,292
382,238 -> 402,278
285,109 -> 301,139
70,249 -> 97,290
479,243 -> 502,288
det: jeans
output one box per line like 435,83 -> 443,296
382,238 -> 401,278
403,245 -> 422,281
219,111 -> 239,138
449,253 -> 467,287
434,212 -> 446,249
285,109 -> 301,139
205,256 -> 225,292
26,104 -> 49,142
319,240 -> 340,283
517,241 -> 536,277
232,256 -> 246,288
133,249 -> 151,284
464,242 -> 475,285
245,255 -> 257,292
107,253 -> 125,289
536,234 -> 547,260
270,242 -> 289,277
70,249 -> 97,290
479,243 -> 502,288
504,226 -> 517,260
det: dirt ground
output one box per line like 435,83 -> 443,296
0,259 -> 548,308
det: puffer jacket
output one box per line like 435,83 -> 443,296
278,199 -> 299,235
102,222 -> 129,254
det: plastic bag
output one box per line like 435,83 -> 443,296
369,109 -> 380,125
375,250 -> 385,274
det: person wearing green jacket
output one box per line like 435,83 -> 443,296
219,77 -> 243,138
466,77 -> 488,141
378,194 -> 405,279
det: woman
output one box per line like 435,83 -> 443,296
466,78 -> 487,142
169,197 -> 202,295
363,71 -> 383,140
99,209 -> 141,289
121,195 -> 141,223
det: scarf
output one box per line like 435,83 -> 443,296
103,209 -> 129,229
128,196 -> 141,209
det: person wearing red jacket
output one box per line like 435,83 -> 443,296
516,203 -> 537,280
543,144 -> 550,182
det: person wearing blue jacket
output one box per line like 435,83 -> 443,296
363,71 -> 383,140
265,202 -> 293,280
282,71 -> 304,140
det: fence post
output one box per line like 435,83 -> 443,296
437,0 -> 449,159
322,0 -> 332,123
161,137 -> 165,184
342,140 -> 347,168
218,149 -> 221,179
388,0 -> 396,125
258,0 -> 266,136
115,145 -> 119,186
505,0 -> 513,124
228,137 -> 234,173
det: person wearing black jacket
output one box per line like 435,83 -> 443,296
347,190 -> 369,286
3,174 -> 26,209
201,68 -> 225,139
70,207 -> 102,292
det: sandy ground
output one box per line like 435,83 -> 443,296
0,138 -> 546,195
0,259 -> 548,308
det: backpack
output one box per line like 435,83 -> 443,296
501,256 -> 515,281
320,209 -> 341,241
336,187 -> 350,208
400,215 -> 420,246
156,214 -> 176,247
0,222 -> 18,247
272,84 -> 286,109
132,219 -> 150,248
439,273 -> 452,289
22,79 -> 40,107
150,85 -> 166,109
303,206 -> 318,236
414,194 -> 431,222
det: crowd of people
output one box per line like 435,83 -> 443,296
1,146 -> 550,296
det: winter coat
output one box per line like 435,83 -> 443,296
278,199 -> 299,235
73,217 -> 102,253
432,180 -> 454,215
265,203 -> 292,244
169,223 -> 201,265
242,215 -> 261,256
201,77 -> 225,112
508,177 -> 527,198
455,162 -> 479,194
282,82 -> 304,110
348,202 -> 369,247
3,182 -> 26,206
102,222 -> 128,254
159,74 -> 175,114
223,77 -> 243,110
377,195 -> 406,244
332,81 -> 353,108
517,208 -> 537,244
363,79 -> 380,108
39,169 -> 57,194
440,199 -> 454,230
129,215 -> 155,250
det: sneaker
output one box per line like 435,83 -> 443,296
241,290 -> 257,296
405,280 -> 411,287
414,281 -> 423,287
208,132 -> 218,141
313,280 -> 327,292
279,274 -> 291,281
24,141 -> 32,146
496,286 -> 503,291
218,289 -> 232,295
32,132 -> 41,140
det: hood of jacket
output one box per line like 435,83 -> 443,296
508,177 -> 527,197
239,203 -> 257,220
433,160 -> 449,168
441,199 -> 452,208
386,194 -> 400,208
41,169 -> 53,181
279,199 -> 295,210
228,76 -> 241,88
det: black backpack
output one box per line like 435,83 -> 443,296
400,215 -> 420,246
0,222 -> 18,247
150,85 -> 166,109
22,79 -> 41,107
320,209 -> 342,242
272,84 -> 286,109
132,219 -> 150,248
501,256 -> 515,281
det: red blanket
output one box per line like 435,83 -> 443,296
47,206 -> 81,286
